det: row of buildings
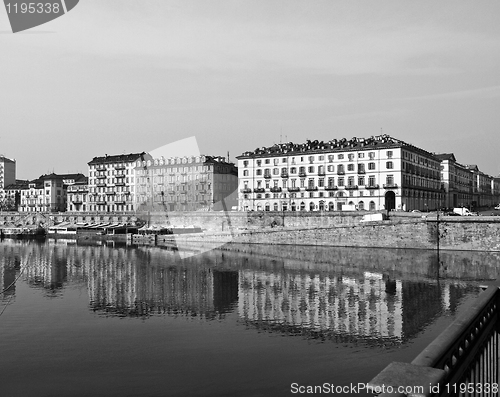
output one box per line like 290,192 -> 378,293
236,135 -> 500,212
1,134 -> 499,213
0,152 -> 238,213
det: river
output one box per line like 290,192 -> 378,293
1,239 -> 499,396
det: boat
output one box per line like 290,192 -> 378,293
1,226 -> 46,239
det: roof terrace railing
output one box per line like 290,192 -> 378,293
367,282 -> 500,396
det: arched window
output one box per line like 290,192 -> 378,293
309,202 -> 315,211
273,203 -> 279,211
369,201 -> 376,210
358,201 -> 364,210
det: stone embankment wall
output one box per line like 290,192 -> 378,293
2,211 -> 500,252
162,216 -> 500,252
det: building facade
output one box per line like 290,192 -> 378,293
236,135 -> 444,212
0,156 -> 16,209
66,178 -> 89,212
134,155 -> 238,212
87,153 -> 151,212
435,153 -> 473,209
11,173 -> 86,213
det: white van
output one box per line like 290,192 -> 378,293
453,207 -> 477,216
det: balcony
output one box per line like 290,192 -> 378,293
288,187 -> 300,192
241,188 -> 252,193
337,171 -> 345,175
96,175 -> 107,179
383,183 -> 399,189
264,174 -> 272,179
298,172 -> 306,177
345,185 -> 358,190
305,186 -> 318,191
72,200 -> 83,204
366,184 -> 380,190
96,166 -> 106,172
318,171 -> 326,176
325,185 -> 338,191
254,188 -> 265,193
105,191 -> 116,195
114,165 -> 126,170
115,182 -> 125,187
357,170 -> 366,174
281,173 -> 289,178
270,187 -> 282,193
96,183 -> 106,187
96,201 -> 106,205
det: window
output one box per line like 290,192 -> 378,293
338,154 -> 344,159
338,178 -> 344,187
319,155 -> 324,161
257,160 -> 262,166
282,158 -> 287,163
347,164 -> 354,171
387,151 -> 393,159
327,165 -> 334,172
318,178 -> 324,187
368,176 -> 376,187
337,164 -> 344,174
299,166 -> 306,175
348,154 -> 354,161
368,162 -> 375,170
290,167 -> 296,174
386,161 -> 393,169
328,155 -> 334,162
328,177 -> 334,187
386,175 -> 394,186
358,153 -> 365,158
308,166 -> 315,173
273,168 -> 279,175
358,163 -> 365,173
265,159 -> 270,164
348,176 -> 355,187
256,169 -> 262,175
358,177 -> 365,186
243,170 -> 249,176
308,155 -> 315,163
243,161 -> 249,167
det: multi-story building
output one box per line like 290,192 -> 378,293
66,177 -> 89,212
466,165 -> 496,208
2,179 -> 28,211
435,153 -> 473,208
236,135 -> 444,212
13,173 -> 86,212
87,152 -> 151,212
0,156 -> 16,208
134,155 -> 238,212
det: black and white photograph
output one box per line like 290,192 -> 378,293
1,1 -> 500,396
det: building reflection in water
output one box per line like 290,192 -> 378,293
1,240 -> 498,344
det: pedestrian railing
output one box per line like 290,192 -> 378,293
368,282 -> 500,396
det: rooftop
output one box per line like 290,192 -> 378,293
236,134 -> 436,159
88,152 -> 149,165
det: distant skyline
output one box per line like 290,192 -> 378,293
1,0 -> 499,179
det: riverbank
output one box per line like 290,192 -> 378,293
154,216 -> 500,252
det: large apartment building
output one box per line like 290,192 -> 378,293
134,155 -> 238,212
87,152 -> 151,212
236,135 -> 444,212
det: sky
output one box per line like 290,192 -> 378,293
1,0 -> 500,179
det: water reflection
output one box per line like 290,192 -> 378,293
0,240 -> 498,345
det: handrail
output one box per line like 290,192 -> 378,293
368,283 -> 500,396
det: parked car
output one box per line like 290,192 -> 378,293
495,204 -> 500,210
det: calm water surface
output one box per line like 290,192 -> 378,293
1,239 -> 499,397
